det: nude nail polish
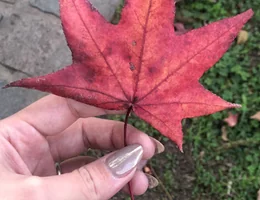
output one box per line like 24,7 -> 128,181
150,137 -> 165,154
106,144 -> 143,177
146,174 -> 159,189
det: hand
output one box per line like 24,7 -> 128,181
0,95 -> 164,200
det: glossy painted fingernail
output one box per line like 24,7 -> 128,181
146,174 -> 159,189
150,137 -> 165,154
137,160 -> 147,170
106,144 -> 143,177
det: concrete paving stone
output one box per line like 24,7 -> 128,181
0,0 -> 72,76
28,0 -> 121,20
0,64 -> 27,82
29,0 -> 60,17
0,64 -> 45,119
89,0 -> 122,21
0,0 -> 16,4
0,0 -> 121,118
0,80 -> 45,119
0,0 -> 122,77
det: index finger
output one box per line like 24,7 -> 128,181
4,95 -> 125,136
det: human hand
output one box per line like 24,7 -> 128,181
0,95 -> 164,200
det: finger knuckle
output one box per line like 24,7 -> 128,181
77,167 -> 99,200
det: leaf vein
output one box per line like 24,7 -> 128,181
132,0 -> 153,101
39,84 -> 125,102
72,1 -> 129,101
137,22 -> 241,103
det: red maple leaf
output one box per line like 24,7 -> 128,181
5,0 -> 253,151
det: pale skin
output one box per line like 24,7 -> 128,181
0,95 -> 156,200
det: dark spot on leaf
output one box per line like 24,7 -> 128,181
104,46 -> 113,56
133,96 -> 138,103
76,94 -> 84,101
132,40 -> 137,46
129,62 -> 135,71
148,66 -> 157,74
73,40 -> 92,62
123,103 -> 130,109
84,67 -> 96,83
124,54 -> 132,61
74,52 -> 92,63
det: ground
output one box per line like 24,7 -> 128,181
0,0 -> 259,200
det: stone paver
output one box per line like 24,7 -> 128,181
28,0 -> 121,20
0,0 -> 16,4
0,80 -> 45,119
0,0 -> 121,118
0,63 -> 45,119
0,0 -> 71,76
89,0 -> 121,21
29,0 -> 59,17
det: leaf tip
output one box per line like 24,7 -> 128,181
2,84 -> 9,89
246,8 -> 254,16
2,80 -> 20,89
230,103 -> 242,108
240,8 -> 254,19
176,141 -> 183,153
1,81 -> 17,89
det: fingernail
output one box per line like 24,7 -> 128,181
137,160 -> 147,170
146,174 -> 159,189
150,137 -> 165,154
106,144 -> 143,177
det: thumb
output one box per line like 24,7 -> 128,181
43,144 -> 143,200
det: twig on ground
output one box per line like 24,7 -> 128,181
150,166 -> 173,200
216,138 -> 260,153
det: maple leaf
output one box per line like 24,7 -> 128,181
4,0 -> 253,150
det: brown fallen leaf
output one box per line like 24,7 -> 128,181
199,151 -> 205,160
174,22 -> 189,35
224,112 -> 239,127
237,30 -> 249,44
221,126 -> 229,142
251,112 -> 260,121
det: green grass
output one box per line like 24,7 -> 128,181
176,1 -> 260,199
111,0 -> 260,199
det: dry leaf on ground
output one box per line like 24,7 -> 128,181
224,112 -> 239,127
237,30 -> 249,44
174,23 -> 189,35
221,126 -> 229,141
251,112 -> 260,121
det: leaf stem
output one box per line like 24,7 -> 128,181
124,106 -> 134,200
